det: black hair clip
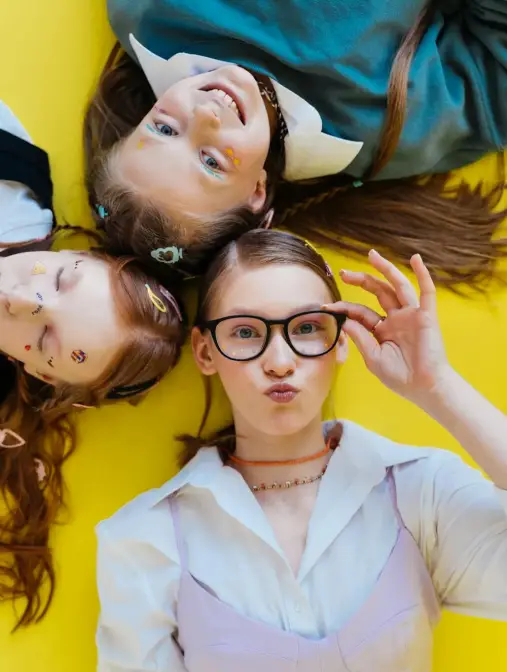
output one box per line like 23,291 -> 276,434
106,377 -> 160,400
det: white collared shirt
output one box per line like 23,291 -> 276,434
96,421 -> 507,671
0,101 -> 53,245
129,35 -> 364,182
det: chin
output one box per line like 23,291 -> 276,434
260,408 -> 313,438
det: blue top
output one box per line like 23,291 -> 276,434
108,0 -> 507,179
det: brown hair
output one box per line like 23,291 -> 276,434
0,251 -> 185,630
178,228 -> 340,466
84,2 -> 506,289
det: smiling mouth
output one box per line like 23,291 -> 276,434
202,86 -> 245,124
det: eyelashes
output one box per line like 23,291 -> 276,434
47,357 -> 54,368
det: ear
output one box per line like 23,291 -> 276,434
191,327 -> 218,376
335,331 -> 349,365
247,169 -> 268,213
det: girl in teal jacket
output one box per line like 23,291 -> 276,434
86,0 -> 507,287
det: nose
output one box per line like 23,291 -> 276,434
192,102 -> 222,132
262,329 -> 296,378
6,287 -> 44,317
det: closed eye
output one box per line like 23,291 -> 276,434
55,266 -> 64,291
37,325 -> 48,353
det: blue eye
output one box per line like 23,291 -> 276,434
154,123 -> 177,136
203,153 -> 220,170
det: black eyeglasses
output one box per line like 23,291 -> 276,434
199,311 -> 346,362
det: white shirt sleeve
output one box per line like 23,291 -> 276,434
96,521 -> 187,672
406,451 -> 507,620
0,101 -> 53,245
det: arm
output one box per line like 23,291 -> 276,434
434,0 -> 507,162
414,449 -> 507,619
326,250 -> 507,489
327,250 -> 507,618
419,367 -> 507,489
96,526 -> 188,672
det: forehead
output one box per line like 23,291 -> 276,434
211,264 -> 335,318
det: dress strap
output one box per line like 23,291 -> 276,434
386,467 -> 405,529
168,495 -> 189,572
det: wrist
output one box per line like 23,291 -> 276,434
414,365 -> 462,419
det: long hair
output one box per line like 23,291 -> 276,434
84,2 -> 506,288
178,229 -> 341,466
0,251 -> 185,630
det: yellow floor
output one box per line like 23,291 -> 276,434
1,1 -> 506,669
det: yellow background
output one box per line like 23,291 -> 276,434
0,0 -> 506,669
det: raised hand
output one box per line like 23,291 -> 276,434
324,250 -> 451,406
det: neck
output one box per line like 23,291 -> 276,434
231,415 -> 332,488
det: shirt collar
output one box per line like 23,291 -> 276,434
149,419 -> 434,507
130,35 -> 363,181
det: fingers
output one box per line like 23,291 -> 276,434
339,269 -> 401,312
410,254 -> 437,314
367,250 -> 419,307
342,319 -> 380,367
323,300 -> 384,332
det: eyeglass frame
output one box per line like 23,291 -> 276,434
198,310 -> 347,362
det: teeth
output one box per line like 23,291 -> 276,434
209,89 -> 241,120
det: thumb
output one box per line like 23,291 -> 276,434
342,319 -> 380,368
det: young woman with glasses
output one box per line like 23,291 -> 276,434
96,230 -> 507,672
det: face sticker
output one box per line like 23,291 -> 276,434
34,458 -> 47,483
71,350 -> 87,364
31,262 -> 46,275
74,260 -> 83,270
225,148 -> 240,166
25,345 -> 31,351
137,139 -> 145,149
31,292 -> 43,316
47,357 -> 54,368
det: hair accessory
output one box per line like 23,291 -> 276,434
95,204 -> 109,219
352,180 -> 363,188
31,262 -> 46,275
158,286 -> 183,322
0,428 -> 26,448
71,350 -> 87,364
106,377 -> 160,400
304,240 -> 333,278
34,458 -> 46,483
145,284 -> 167,313
151,246 -> 184,265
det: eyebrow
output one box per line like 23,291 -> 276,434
225,303 -> 324,317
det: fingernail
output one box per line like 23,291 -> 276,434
369,249 -> 377,257
339,269 -> 346,276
